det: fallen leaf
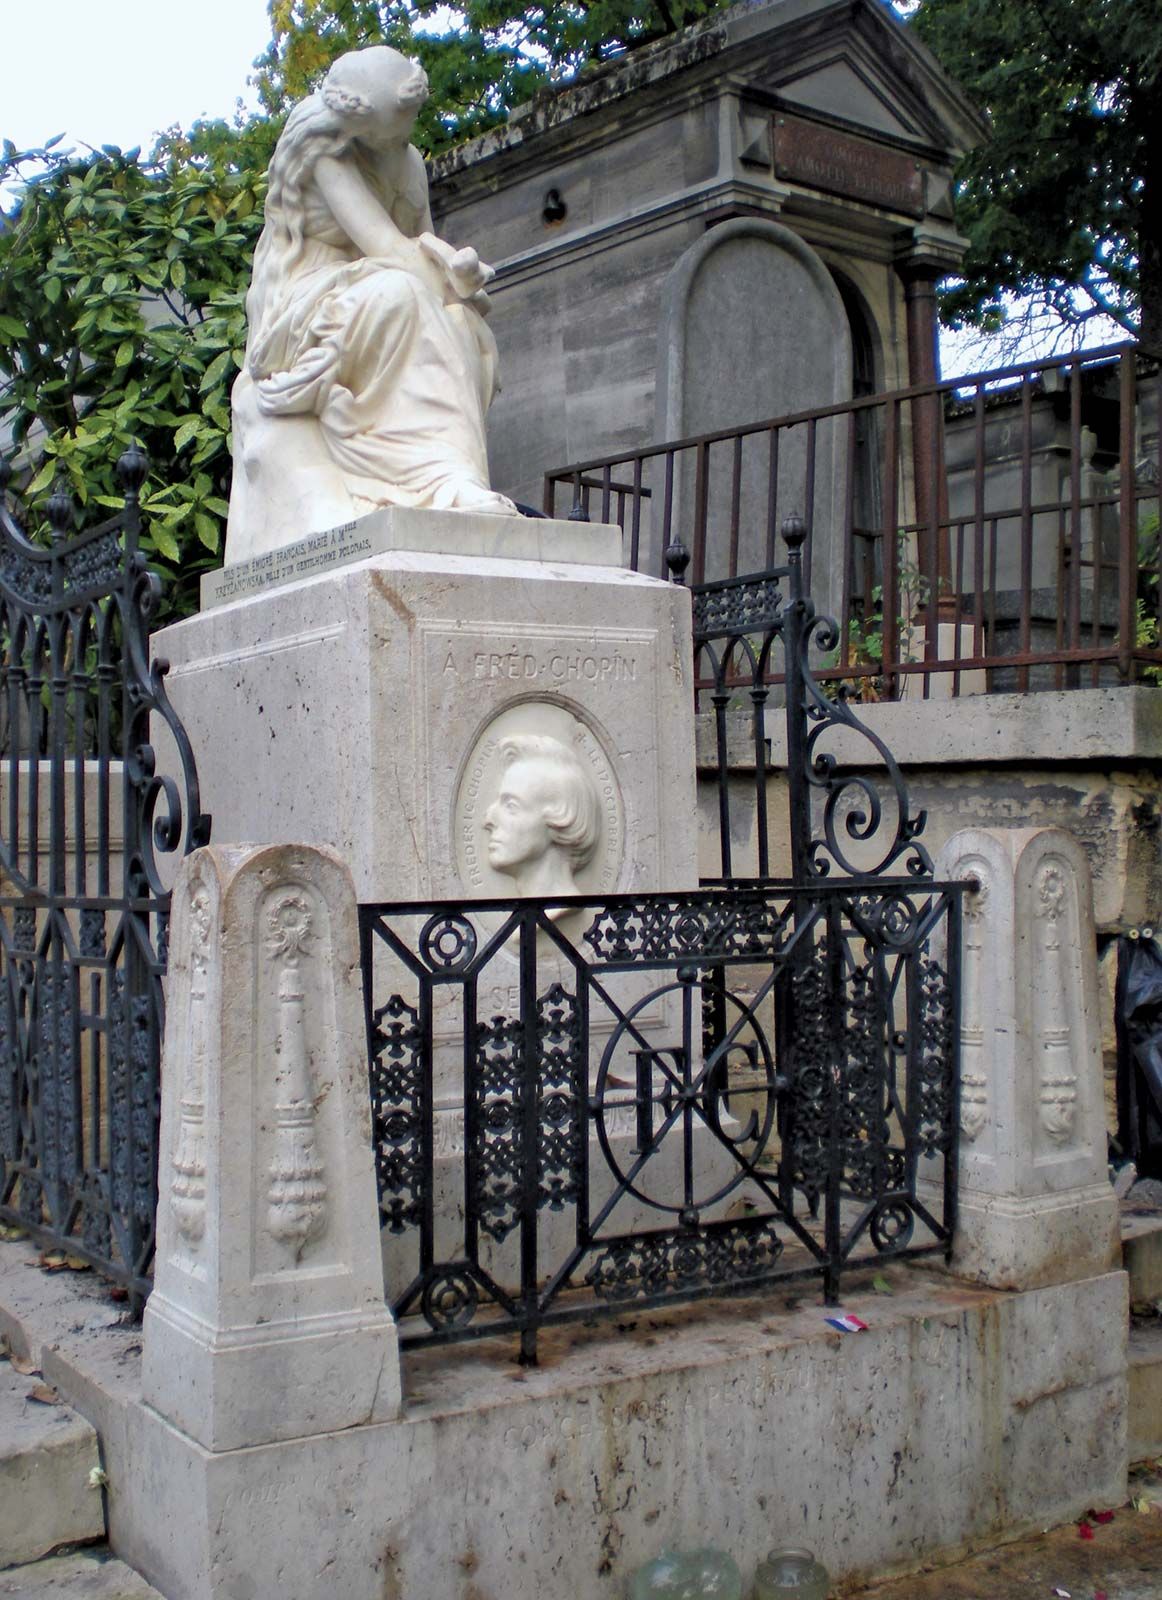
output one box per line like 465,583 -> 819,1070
1077,1522 -> 1094,1540
872,1274 -> 893,1294
1052,1587 -> 1071,1598
0,1223 -> 25,1241
37,1251 -> 87,1273
27,1383 -> 60,1405
1133,1495 -> 1153,1514
8,1353 -> 39,1377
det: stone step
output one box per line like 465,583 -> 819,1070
0,1547 -> 162,1597
0,1355 -> 105,1569
1124,1213 -> 1162,1303
1129,1315 -> 1162,1462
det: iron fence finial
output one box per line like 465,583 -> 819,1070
116,443 -> 149,498
46,479 -> 74,543
665,538 -> 691,584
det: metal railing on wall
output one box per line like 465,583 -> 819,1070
545,342 -> 1162,698
0,451 -> 209,1302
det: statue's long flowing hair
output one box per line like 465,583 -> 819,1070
245,93 -> 352,371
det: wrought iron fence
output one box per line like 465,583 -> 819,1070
686,514 -> 932,884
362,517 -> 961,1361
360,879 -> 962,1363
545,342 -> 1162,697
0,450 -> 209,1300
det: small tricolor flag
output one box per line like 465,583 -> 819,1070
825,1314 -> 869,1333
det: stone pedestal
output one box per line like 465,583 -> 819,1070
142,844 -> 400,1453
156,511 -> 705,1287
936,826 -> 1120,1289
156,509 -> 697,907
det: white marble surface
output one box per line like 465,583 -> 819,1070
227,46 -> 514,564
204,506 -> 621,608
159,544 -> 698,909
142,843 -> 400,1452
936,826 -> 1120,1288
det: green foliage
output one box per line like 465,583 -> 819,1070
0,138 -> 265,622
826,535 -> 949,699
255,0 -> 728,156
909,0 -> 1162,348
1134,511 -> 1162,684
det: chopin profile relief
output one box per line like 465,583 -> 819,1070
482,735 -> 601,898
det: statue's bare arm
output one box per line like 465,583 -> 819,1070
315,152 -> 493,302
314,155 -> 432,273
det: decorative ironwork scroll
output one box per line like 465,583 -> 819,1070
361,880 -> 961,1362
0,449 -> 210,1300
688,515 -> 933,884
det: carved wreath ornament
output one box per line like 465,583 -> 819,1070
266,892 -> 313,964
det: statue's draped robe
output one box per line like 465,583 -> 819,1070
227,175 -> 503,562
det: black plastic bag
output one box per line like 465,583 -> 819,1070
1115,933 -> 1162,1179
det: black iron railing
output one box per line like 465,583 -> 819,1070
361,880 -> 962,1362
546,342 -> 1162,696
359,511 -> 959,1362
0,451 -> 209,1300
683,515 -> 932,883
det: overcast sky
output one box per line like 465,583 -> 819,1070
4,0 -> 270,155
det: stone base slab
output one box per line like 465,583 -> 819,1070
952,1181 -> 1120,1291
1129,1319 -> 1162,1462
1124,1214 -> 1162,1302
0,1358 -> 104,1568
141,1295 -> 399,1454
0,1240 -> 1128,1600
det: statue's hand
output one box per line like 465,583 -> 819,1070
419,232 -> 495,299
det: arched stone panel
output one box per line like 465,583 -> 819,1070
655,220 -> 852,612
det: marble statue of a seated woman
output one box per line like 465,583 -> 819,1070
225,45 -> 516,565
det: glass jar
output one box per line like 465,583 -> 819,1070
626,1548 -> 743,1599
753,1548 -> 830,1600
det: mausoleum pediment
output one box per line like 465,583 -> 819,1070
758,55 -> 930,144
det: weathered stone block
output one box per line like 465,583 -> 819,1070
142,843 -> 400,1453
936,827 -> 1120,1289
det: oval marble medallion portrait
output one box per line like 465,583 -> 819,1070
454,700 -> 624,899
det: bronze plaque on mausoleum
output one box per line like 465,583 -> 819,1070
772,112 -> 924,217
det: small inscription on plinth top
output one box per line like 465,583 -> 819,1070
200,507 -> 623,610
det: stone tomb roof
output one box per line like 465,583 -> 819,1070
430,0 -> 991,216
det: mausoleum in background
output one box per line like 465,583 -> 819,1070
431,0 -> 983,527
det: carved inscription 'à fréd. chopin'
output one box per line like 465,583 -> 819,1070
441,648 -> 638,684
